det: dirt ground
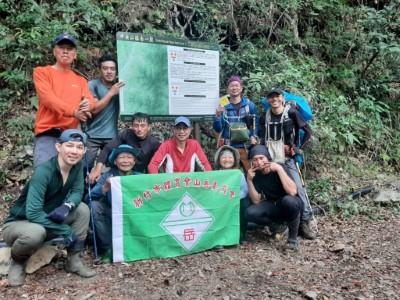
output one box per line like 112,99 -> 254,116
1,208 -> 399,300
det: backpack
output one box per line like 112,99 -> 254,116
224,103 -> 250,143
264,105 -> 292,163
262,90 -> 312,165
261,90 -> 312,122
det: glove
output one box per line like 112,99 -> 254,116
65,232 -> 78,248
47,204 -> 71,223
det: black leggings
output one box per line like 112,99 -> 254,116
245,195 -> 303,227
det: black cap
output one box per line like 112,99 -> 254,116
266,88 -> 284,98
54,33 -> 77,47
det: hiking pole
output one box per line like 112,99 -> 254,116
294,156 -> 318,233
85,152 -> 99,261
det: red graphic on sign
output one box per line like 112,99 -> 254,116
174,177 -> 181,188
221,185 -> 228,195
183,228 -> 195,241
153,184 -> 161,194
163,180 -> 172,191
183,177 -> 192,187
203,179 -> 210,189
212,181 -> 218,191
143,190 -> 152,200
193,178 -> 201,187
133,196 -> 143,208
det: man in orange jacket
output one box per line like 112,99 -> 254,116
33,33 -> 95,167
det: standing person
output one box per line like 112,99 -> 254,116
245,145 -> 303,252
213,75 -> 259,172
89,112 -> 160,182
33,33 -> 95,167
85,54 -> 125,171
86,145 -> 141,264
2,130 -> 95,287
259,88 -> 315,239
148,116 -> 212,173
214,145 -> 250,245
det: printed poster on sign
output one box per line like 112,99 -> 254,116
116,32 -> 220,122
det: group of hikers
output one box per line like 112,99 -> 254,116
2,33 -> 316,287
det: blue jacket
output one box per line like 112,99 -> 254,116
86,168 -> 141,206
213,96 -> 259,148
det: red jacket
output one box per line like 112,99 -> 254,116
148,138 -> 212,173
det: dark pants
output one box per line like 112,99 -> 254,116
244,195 -> 303,241
86,138 -> 112,171
240,197 -> 252,235
92,200 -> 112,252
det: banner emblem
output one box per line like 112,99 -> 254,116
160,192 -> 214,251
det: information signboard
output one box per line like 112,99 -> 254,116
116,32 -> 220,122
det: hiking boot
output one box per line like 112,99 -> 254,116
66,252 -> 96,277
269,223 -> 288,241
298,221 -> 316,240
212,245 -> 225,252
101,249 -> 113,264
284,240 -> 299,253
240,233 -> 249,245
8,259 -> 27,287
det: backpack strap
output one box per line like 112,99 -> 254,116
281,104 -> 291,123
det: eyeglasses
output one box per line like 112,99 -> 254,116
228,84 -> 241,88
175,126 -> 189,131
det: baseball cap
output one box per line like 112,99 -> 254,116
58,129 -> 87,145
108,145 -> 141,168
174,116 -> 191,127
266,88 -> 284,98
54,33 -> 77,47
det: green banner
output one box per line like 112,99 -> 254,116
110,170 -> 241,262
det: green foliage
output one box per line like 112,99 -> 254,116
335,198 -> 375,219
0,0 -> 399,195
0,167 -> 8,190
307,177 -> 333,205
6,114 -> 35,145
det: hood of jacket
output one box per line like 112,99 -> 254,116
214,145 -> 241,170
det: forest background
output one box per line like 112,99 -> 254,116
0,0 -> 399,214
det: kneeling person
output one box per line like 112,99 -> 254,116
86,145 -> 141,263
245,145 -> 303,252
3,129 -> 95,287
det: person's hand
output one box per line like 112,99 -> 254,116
89,169 -> 102,184
249,136 -> 258,145
109,81 -> 125,96
79,98 -> 91,112
268,162 -> 282,173
79,95 -> 92,119
247,166 -> 257,181
102,175 -> 113,194
74,109 -> 89,122
215,106 -> 225,117
47,204 -> 71,223
284,145 -> 296,156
